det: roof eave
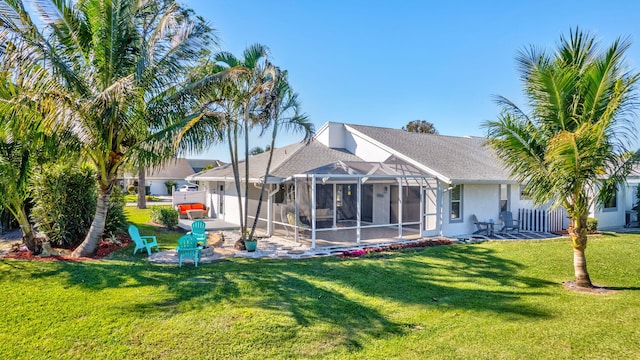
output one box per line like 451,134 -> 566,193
450,179 -> 519,185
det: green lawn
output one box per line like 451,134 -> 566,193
1,208 -> 639,359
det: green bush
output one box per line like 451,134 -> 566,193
105,186 -> 128,237
127,185 -> 137,195
150,206 -> 179,229
165,180 -> 177,195
30,164 -> 97,248
586,217 -> 598,232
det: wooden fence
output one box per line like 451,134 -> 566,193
517,208 -> 567,232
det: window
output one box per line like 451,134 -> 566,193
500,184 -> 510,213
604,191 -> 617,211
450,184 -> 463,222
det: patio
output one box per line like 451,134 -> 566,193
149,230 -> 449,264
458,230 -> 563,242
177,218 -> 239,232
151,218 -> 566,265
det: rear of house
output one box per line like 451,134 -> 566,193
184,122 -> 610,247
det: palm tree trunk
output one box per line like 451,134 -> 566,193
243,112 -> 250,239
569,215 -> 593,288
227,123 -> 244,245
72,190 -> 110,257
137,165 -> 147,209
11,205 -> 39,254
573,247 -> 592,287
249,123 -> 278,239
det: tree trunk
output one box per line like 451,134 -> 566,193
243,113 -> 250,239
72,190 -> 110,257
10,204 -> 39,254
569,216 -> 593,288
249,122 -> 278,239
137,165 -> 147,209
573,247 -> 592,287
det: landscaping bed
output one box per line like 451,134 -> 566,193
2,233 -> 132,261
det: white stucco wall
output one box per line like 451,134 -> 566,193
149,181 -> 166,195
221,182 -> 242,225
316,122 -> 347,149
345,130 -> 392,162
441,184 -> 496,236
144,179 -> 191,195
437,183 -> 539,237
592,186 -> 626,229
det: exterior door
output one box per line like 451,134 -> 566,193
423,179 -> 438,234
361,184 -> 373,222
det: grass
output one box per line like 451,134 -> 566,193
123,195 -> 162,203
1,207 -> 640,359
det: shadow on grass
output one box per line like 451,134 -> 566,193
288,245 -> 557,320
1,242 -> 557,355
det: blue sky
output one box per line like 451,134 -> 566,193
182,0 -> 640,161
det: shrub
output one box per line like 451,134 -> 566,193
586,217 -> 598,232
127,185 -> 137,195
31,164 -> 97,248
150,206 -> 179,229
165,180 -> 177,195
105,186 -> 128,237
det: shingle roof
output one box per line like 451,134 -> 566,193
270,141 -> 363,177
124,158 -> 195,179
189,140 -> 363,182
346,123 -> 513,183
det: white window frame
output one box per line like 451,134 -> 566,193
500,184 -> 510,213
449,184 -> 463,223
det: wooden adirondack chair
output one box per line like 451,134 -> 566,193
499,211 -> 520,233
128,224 -> 159,256
176,234 -> 201,267
187,219 -> 209,245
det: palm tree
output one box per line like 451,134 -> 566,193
484,29 -> 640,288
175,46 -> 313,246
247,69 -> 314,240
0,0 -> 215,257
213,44 -> 273,243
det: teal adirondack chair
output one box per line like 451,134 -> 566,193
176,234 -> 201,267
128,224 -> 159,256
187,219 -> 209,246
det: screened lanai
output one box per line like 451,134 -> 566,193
260,158 -> 440,249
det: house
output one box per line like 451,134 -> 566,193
124,158 -> 221,195
187,122 -> 628,247
615,165 -> 640,228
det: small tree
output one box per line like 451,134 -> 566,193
402,120 -> 438,134
484,29 -> 640,288
165,180 -> 177,195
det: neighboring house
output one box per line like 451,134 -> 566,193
187,122 -> 626,247
187,159 -> 226,173
124,158 -> 220,195
614,165 -> 640,228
